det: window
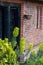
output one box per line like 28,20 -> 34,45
37,7 -> 42,29
0,3 -> 21,41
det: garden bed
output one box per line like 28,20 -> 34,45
0,27 -> 43,65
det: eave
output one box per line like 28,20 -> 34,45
24,0 -> 43,4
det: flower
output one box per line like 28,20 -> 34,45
31,50 -> 37,56
20,37 -> 25,45
20,38 -> 25,53
13,27 -> 19,37
39,42 -> 43,52
28,43 -> 33,51
39,56 -> 43,64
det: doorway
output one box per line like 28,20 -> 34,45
0,3 -> 21,42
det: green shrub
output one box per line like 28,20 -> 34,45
39,56 -> 43,64
11,27 -> 19,49
24,42 -> 43,65
0,27 -> 20,65
31,50 -> 37,56
39,42 -> 43,52
0,38 -> 19,65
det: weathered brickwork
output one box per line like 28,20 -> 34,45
23,3 -> 43,49
0,0 -> 43,50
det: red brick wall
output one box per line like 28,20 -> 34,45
20,3 -> 24,37
23,2 -> 43,49
1,0 -> 23,3
1,0 -> 43,49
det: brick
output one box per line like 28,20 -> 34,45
23,3 -> 43,50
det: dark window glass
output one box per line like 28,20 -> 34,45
0,4 -> 21,42
0,6 -> 2,38
37,7 -> 40,29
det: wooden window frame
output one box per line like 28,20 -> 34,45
37,6 -> 42,29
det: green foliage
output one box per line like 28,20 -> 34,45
24,42 -> 43,65
11,27 -> 19,49
2,26 -> 43,65
0,38 -> 19,65
24,59 -> 35,65
13,27 -> 19,37
11,37 -> 17,49
39,56 -> 43,64
28,43 -> 33,51
20,37 -> 26,53
39,42 -> 43,52
0,27 -> 20,65
4,38 -> 9,42
31,50 -> 37,56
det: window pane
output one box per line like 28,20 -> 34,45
4,7 -> 10,39
0,4 -> 21,42
0,7 -> 2,38
37,7 -> 40,29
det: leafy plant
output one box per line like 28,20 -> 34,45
39,42 -> 43,52
20,37 -> 26,54
24,42 -> 43,65
39,56 -> 43,64
11,27 -> 19,49
31,50 -> 37,56
0,38 -> 19,65
28,43 -> 33,51
0,27 -> 20,65
13,27 -> 19,38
